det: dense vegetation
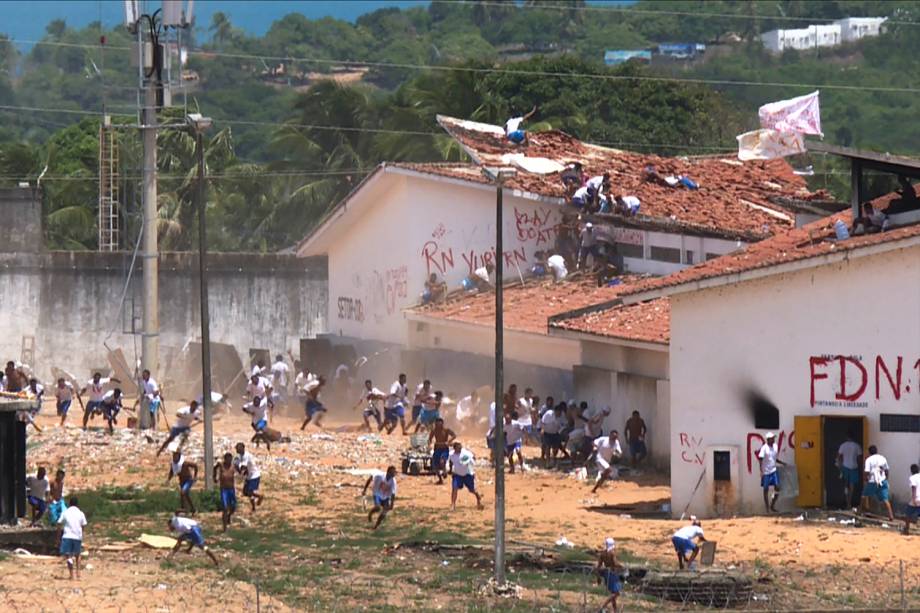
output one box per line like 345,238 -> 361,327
0,1 -> 918,250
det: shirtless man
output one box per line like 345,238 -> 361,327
166,451 -> 198,515
596,537 -> 625,612
300,375 -> 327,430
80,373 -> 119,429
362,466 -> 397,530
213,453 -> 237,532
428,418 -> 456,484
48,469 -> 67,524
409,379 -> 432,430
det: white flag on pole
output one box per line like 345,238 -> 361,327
758,91 -> 822,136
737,129 -> 806,161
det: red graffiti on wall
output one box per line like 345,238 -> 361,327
384,266 -> 407,315
421,240 -> 527,276
809,354 -> 919,408
514,206 -> 559,245
678,432 -> 704,465
746,430 -> 795,474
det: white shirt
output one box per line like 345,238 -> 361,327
171,455 -> 185,475
620,195 -> 640,213
864,453 -> 889,485
910,473 -> 920,507
758,443 -> 779,475
489,402 -> 496,429
456,395 -> 475,421
516,397 -> 533,426
251,364 -> 264,377
362,387 -> 386,411
295,371 -> 316,393
244,397 -> 269,425
449,449 -> 475,477
86,377 -> 111,402
235,451 -> 261,480
506,421 -> 525,445
141,377 -> 159,400
474,266 -> 490,284
573,185 -> 589,200
372,474 -> 397,498
413,384 -> 431,406
170,515 -> 198,534
101,390 -> 119,404
595,436 -> 622,462
386,381 -> 407,409
505,116 -> 523,135
26,475 -> 49,499
541,410 -> 562,434
30,383 -> 44,400
175,405 -> 200,429
580,228 -> 596,247
674,525 -> 704,541
55,382 -> 74,402
837,441 -> 862,470
271,361 -> 290,387
59,506 -> 87,540
246,379 -> 268,400
586,175 -> 605,191
547,254 -> 568,280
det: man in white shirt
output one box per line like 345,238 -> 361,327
354,379 -> 385,432
300,375 -> 327,430
99,388 -> 123,434
243,396 -> 270,447
58,496 -> 87,580
383,374 -> 410,435
904,464 -> 920,534
504,105 -> 536,144
540,403 -> 570,467
504,413 -> 526,474
294,366 -> 316,399
139,369 -> 160,428
26,467 -> 49,526
468,263 -> 494,292
758,432 -> 787,513
245,374 -> 273,416
448,442 -> 484,510
362,466 -> 398,530
515,388 -> 536,444
251,360 -> 266,378
54,378 -> 75,427
546,254 -> 568,281
270,355 -> 290,405
455,391 -> 479,426
167,513 -> 219,566
156,401 -> 202,456
861,444 -> 894,521
80,372 -> 117,429
836,430 -> 863,509
671,517 -> 706,570
578,222 -> 601,270
235,442 -> 264,512
409,379 -> 433,430
592,432 -> 623,493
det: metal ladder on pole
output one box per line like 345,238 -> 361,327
98,117 -> 120,251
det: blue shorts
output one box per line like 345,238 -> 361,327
419,408 -> 440,425
630,440 -> 647,457
306,399 -> 326,417
543,432 -> 562,448
221,487 -> 237,511
385,404 -> 405,422
507,130 -> 525,143
28,495 -> 46,514
57,400 -> 71,416
374,494 -> 391,508
85,400 -> 103,414
179,526 -> 205,548
841,466 -> 860,486
505,441 -> 521,454
412,405 -> 423,421
60,537 -> 82,556
907,505 -> 920,519
49,499 -> 66,524
252,419 -> 267,432
180,479 -> 194,494
452,474 -> 476,492
432,448 -> 450,468
102,403 -> 120,419
170,425 -> 190,438
531,265 -> 546,276
243,477 -> 260,496
602,569 -> 622,594
672,536 -> 697,556
761,471 -> 780,489
572,195 -> 587,208
864,480 -> 889,502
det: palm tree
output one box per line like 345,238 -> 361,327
209,12 -> 233,50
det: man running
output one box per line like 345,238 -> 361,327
167,513 -> 219,566
157,401 -> 202,456
448,442 -> 483,510
757,432 -> 787,513
99,388 -> 123,434
625,410 -> 648,467
213,453 -> 237,532
54,378 -> 75,427
26,467 -> 49,526
245,374 -> 274,423
354,379 -> 385,432
243,395 -> 270,447
166,451 -> 198,515
592,431 -> 623,493
410,379 -> 432,430
270,354 -> 290,407
80,372 -> 118,429
139,369 -> 160,427
862,444 -> 895,521
596,537 -> 625,612
362,466 -> 397,530
672,517 -> 706,570
234,443 -> 263,512
300,375 -> 327,430
504,412 -> 526,474
58,496 -> 87,580
428,418 -> 456,484
383,374 -> 409,435
417,390 -> 443,432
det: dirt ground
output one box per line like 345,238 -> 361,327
2,400 -> 919,611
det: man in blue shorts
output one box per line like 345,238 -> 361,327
448,442 -> 483,510
596,537 -> 624,612
428,418 -> 456,484
904,464 -> 920,535
410,379 -> 433,430
54,378 -> 75,427
672,517 -> 706,570
363,466 -> 397,530
300,375 -> 327,430
213,453 -> 237,532
836,430 -> 863,509
417,390 -> 444,432
58,496 -> 87,580
166,451 -> 198,515
157,401 -> 201,456
625,410 -> 648,468
26,467 -> 49,526
167,513 -> 219,566
862,445 -> 894,521
504,106 -> 537,145
757,432 -> 787,513
235,442 -> 264,512
383,374 -> 410,435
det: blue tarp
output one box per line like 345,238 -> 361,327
604,49 -> 652,65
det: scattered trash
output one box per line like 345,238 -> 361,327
441,560 -> 449,566
827,517 -> 837,522
357,434 -> 382,444
311,433 -> 335,441
555,536 -> 574,549
138,534 -> 178,549
478,577 -> 522,599
793,514 -> 805,521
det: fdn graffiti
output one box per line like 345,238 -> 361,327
809,354 -> 920,408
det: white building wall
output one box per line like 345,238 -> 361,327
669,245 -> 920,517
836,17 -> 887,42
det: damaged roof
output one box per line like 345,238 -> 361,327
407,274 -> 670,346
619,186 -> 920,302
436,115 -> 819,238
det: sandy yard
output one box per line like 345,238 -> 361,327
1,400 -> 918,612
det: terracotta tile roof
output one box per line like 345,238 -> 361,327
435,115 -> 819,238
407,274 -> 666,343
619,187 -> 920,300
549,297 -> 670,345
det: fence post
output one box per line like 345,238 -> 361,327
901,559 -> 906,611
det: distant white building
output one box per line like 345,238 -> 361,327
761,17 -> 886,53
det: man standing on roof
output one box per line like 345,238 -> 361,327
586,173 -> 611,212
578,223 -> 601,270
505,106 -> 537,145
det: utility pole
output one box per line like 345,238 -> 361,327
141,72 -> 159,429
482,166 -> 516,586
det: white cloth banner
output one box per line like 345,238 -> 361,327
737,129 -> 805,161
758,90 -> 822,136
500,153 -> 565,175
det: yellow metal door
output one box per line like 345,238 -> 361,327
795,415 -> 824,507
